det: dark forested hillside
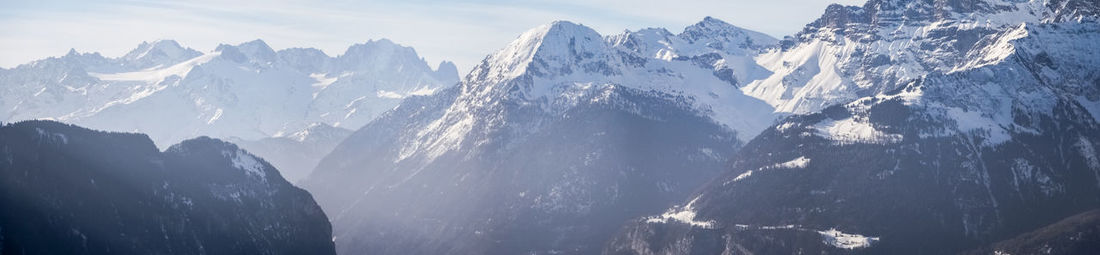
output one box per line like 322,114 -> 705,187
0,120 -> 336,254
965,209 -> 1100,255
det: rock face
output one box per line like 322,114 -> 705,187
302,19 -> 780,255
607,0 -> 1100,254
0,120 -> 336,254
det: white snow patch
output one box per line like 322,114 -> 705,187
732,170 -> 754,182
945,107 -> 1011,145
735,224 -> 880,249
775,122 -> 798,132
376,87 -> 439,99
776,156 -> 811,169
645,196 -> 716,228
377,90 -> 405,99
814,117 -> 903,144
223,149 -> 266,180
817,228 -> 880,249
726,156 -> 810,184
310,73 -> 339,99
759,224 -> 797,230
207,108 -> 223,124
91,52 -> 219,82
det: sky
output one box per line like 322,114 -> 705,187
0,0 -> 866,72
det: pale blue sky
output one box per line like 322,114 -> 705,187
0,0 -> 866,72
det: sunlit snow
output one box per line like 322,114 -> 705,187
645,197 -> 716,228
817,228 -> 880,249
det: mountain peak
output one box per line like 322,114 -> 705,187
337,39 -> 431,73
342,39 -> 405,59
680,16 -> 778,50
504,20 -> 603,52
536,20 -> 604,46
694,16 -> 733,28
121,39 -> 201,68
216,39 -> 276,63
475,20 -> 608,80
125,40 -> 184,55
434,60 -> 459,84
238,39 -> 277,61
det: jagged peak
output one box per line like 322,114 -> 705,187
278,47 -> 328,56
120,39 -> 201,68
276,47 -> 331,62
341,39 -> 415,58
238,39 -> 276,60
680,16 -> 778,50
335,39 -> 435,74
49,48 -> 108,69
611,27 -> 675,42
1047,0 -> 1100,22
436,60 -> 457,73
341,39 -> 424,63
434,60 -> 460,83
684,16 -> 741,33
636,27 -> 676,37
215,39 -> 277,63
801,0 -> 1096,35
124,40 -> 186,57
806,4 -> 868,30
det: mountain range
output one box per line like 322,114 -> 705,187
301,17 -> 792,254
305,0 -> 1100,254
2,0 -> 1099,254
607,0 -> 1100,253
0,38 -> 458,182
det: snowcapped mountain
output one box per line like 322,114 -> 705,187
454,18 -> 778,143
0,120 -> 336,254
120,40 -> 204,71
743,0 -> 1100,116
0,39 -> 458,147
607,0 -> 1100,254
302,18 -> 781,254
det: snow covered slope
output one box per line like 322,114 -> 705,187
0,39 -> 458,147
607,0 -> 1100,254
742,0 -> 1100,116
304,18 -> 781,254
